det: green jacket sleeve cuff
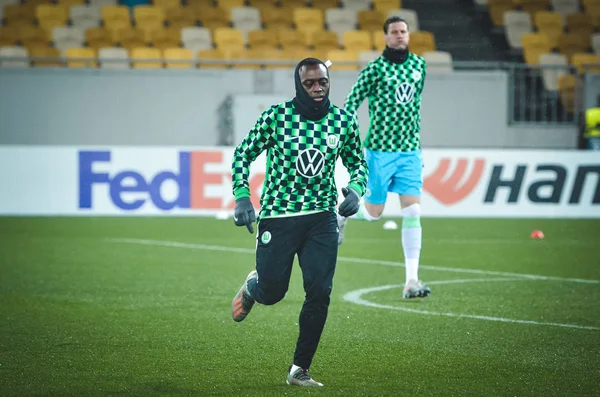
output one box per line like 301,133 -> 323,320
347,182 -> 364,197
234,188 -> 251,201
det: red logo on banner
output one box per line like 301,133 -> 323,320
424,158 -> 485,205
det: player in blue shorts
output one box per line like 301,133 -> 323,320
338,16 -> 430,299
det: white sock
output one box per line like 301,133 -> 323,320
401,204 -> 422,283
351,201 -> 380,221
290,364 -> 302,373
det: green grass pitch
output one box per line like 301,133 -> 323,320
1,217 -> 599,396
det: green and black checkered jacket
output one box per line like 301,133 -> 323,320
232,100 -> 368,220
344,53 -> 426,153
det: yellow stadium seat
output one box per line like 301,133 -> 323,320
571,52 -> 600,73
193,6 -> 229,31
522,32 -> 551,64
133,5 -> 165,28
409,31 -> 436,55
187,0 -> 214,7
165,7 -> 197,29
36,5 -> 69,32
197,48 -> 227,68
248,30 -> 278,50
163,47 -> 194,68
216,0 -> 245,16
29,45 -> 63,67
566,13 -> 594,35
307,30 -> 338,48
280,45 -> 313,62
248,0 -> 277,8
588,5 -> 600,28
277,29 -> 308,48
279,0 -> 308,7
101,5 -> 131,30
232,48 -> 264,69
327,49 -> 359,70
358,10 -> 385,32
65,47 -> 97,67
3,4 -> 36,26
249,47 -> 285,68
373,0 -> 402,13
149,27 -> 181,49
516,0 -> 551,17
558,33 -> 592,62
371,30 -> 385,51
19,25 -> 50,48
558,74 -> 577,113
534,11 -> 563,49
488,0 -> 515,27
85,27 -> 113,46
311,0 -> 340,11
261,6 -> 293,30
343,30 -> 372,51
293,8 -> 324,34
112,27 -> 146,49
214,27 -> 245,48
27,0 -> 53,5
131,47 -> 163,68
153,0 -> 181,10
0,26 -> 20,47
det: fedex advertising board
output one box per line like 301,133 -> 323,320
0,146 -> 598,217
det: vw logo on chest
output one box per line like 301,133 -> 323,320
296,148 -> 325,178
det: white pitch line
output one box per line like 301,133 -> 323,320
343,280 -> 600,331
106,238 -> 600,285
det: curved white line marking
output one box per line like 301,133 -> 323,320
343,279 -> 600,331
106,238 -> 600,285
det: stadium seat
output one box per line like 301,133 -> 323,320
70,5 -> 102,30
558,33 -> 591,61
133,6 -> 165,27
593,33 -> 600,54
197,48 -> 227,69
85,27 -> 114,49
36,5 -> 69,32
247,0 -> 276,8
213,27 -> 245,49
131,46 -> 162,68
325,9 -> 358,37
246,47 -> 282,69
293,8 -> 324,35
181,27 -> 212,52
65,47 -> 97,67
521,32 -> 551,64
342,30 -> 372,51
101,5 -> 132,31
114,27 -> 146,50
277,29 -> 308,48
550,0 -> 580,17
98,46 -> 129,68
163,47 -> 194,68
503,10 -> 532,49
358,10 -> 385,32
165,7 -> 196,30
248,30 -> 277,50
194,6 -> 228,31
311,0 -> 339,12
327,49 -> 359,70
308,30 -> 338,48
566,13 -> 594,35
90,0 -> 118,6
588,5 -> 600,28
517,0 -> 551,17
371,30 -> 385,51
29,45 -> 62,67
52,27 -> 85,55
340,0 -> 371,12
387,9 -> 419,32
571,52 -> 600,73
153,0 -> 181,10
19,26 -> 50,49
539,53 -> 568,91
149,27 -> 181,49
216,0 -> 245,14
557,74 -> 577,112
534,11 -> 563,49
372,0 -> 402,13
3,4 -> 36,26
0,26 -> 20,47
488,0 -> 515,27
280,45 -> 313,63
261,6 -> 293,30
57,0 -> 84,6
186,0 -> 213,7
582,0 -> 600,11
409,31 -> 436,55
0,46 -> 29,68
231,7 -> 262,34
279,0 -> 307,8
422,50 -> 453,72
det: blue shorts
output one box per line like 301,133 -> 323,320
364,149 -> 423,205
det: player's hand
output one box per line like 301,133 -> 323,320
338,187 -> 360,217
233,197 -> 256,234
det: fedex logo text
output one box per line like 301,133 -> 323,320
78,150 -> 264,211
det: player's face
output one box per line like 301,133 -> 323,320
299,64 -> 329,102
385,21 -> 409,50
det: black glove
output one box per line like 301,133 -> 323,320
338,187 -> 360,217
234,197 -> 256,234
